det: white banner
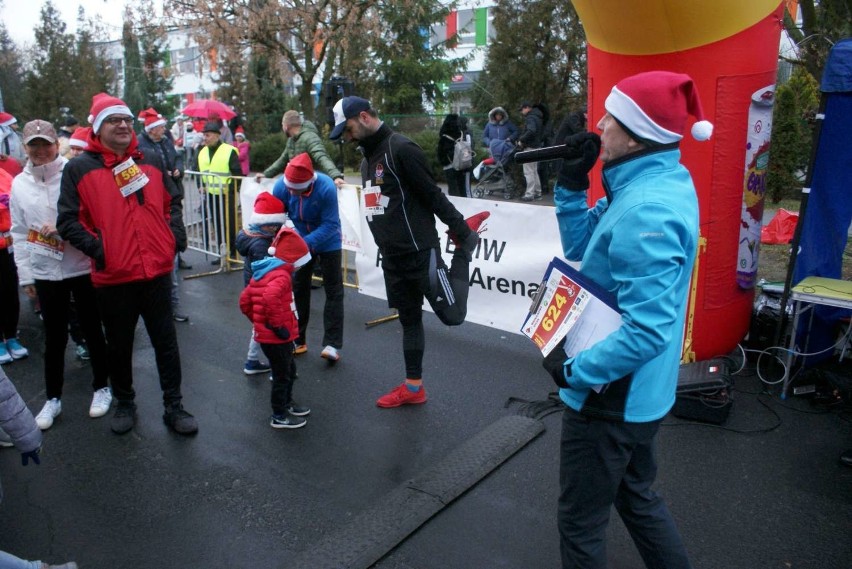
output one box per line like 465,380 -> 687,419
337,184 -> 362,253
354,196 -> 571,335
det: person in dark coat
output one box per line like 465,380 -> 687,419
437,113 -> 473,198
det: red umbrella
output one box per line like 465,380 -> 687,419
181,99 -> 236,121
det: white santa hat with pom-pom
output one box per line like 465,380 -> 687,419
604,71 -> 713,144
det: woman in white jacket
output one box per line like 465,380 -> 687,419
9,120 -> 111,430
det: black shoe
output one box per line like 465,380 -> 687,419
177,257 -> 193,270
163,406 -> 198,435
110,403 -> 137,435
286,401 -> 311,416
211,259 -> 221,266
841,449 -> 852,467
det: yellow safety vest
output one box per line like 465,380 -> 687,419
198,143 -> 237,195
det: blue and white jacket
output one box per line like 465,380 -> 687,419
554,146 -> 699,422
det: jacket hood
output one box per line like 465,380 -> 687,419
488,107 -> 509,123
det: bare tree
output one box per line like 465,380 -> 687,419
166,0 -> 376,120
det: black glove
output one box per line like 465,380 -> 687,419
270,326 -> 290,341
557,132 -> 601,191
542,341 -> 571,389
22,447 -> 41,466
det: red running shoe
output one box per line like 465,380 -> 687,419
447,211 -> 491,248
376,383 -> 428,408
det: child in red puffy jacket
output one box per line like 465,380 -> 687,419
239,227 -> 311,429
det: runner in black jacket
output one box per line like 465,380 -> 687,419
329,96 -> 489,408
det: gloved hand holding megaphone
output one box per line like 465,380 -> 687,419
514,132 -> 602,191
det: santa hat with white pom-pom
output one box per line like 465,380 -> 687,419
604,71 -> 713,144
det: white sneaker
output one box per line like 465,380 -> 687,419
89,387 -> 113,418
36,398 -> 62,430
320,345 -> 340,362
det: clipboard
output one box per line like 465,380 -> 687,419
521,257 -> 622,357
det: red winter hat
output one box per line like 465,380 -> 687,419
0,112 -> 16,127
284,152 -> 316,192
139,107 -> 166,132
267,226 -> 311,267
251,192 -> 287,226
69,127 -> 91,149
88,92 -> 132,134
604,71 -> 713,144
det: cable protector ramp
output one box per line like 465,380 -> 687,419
291,414 -> 544,569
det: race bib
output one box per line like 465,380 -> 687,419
362,181 -> 388,221
113,157 -> 150,198
26,228 -> 64,260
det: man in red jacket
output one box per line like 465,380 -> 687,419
57,93 -> 197,436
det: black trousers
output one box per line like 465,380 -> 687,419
35,275 -> 108,399
0,249 -> 20,340
445,168 -> 471,198
558,407 -> 692,569
292,249 -> 344,349
95,275 -> 183,409
381,247 -> 471,379
261,341 -> 295,415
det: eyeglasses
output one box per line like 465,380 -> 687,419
102,116 -> 134,126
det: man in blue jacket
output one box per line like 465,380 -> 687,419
272,153 -> 344,363
544,71 -> 713,568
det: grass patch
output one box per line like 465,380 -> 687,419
758,202 -> 852,285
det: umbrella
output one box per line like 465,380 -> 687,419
181,99 -> 236,121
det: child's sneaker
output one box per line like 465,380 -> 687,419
243,359 -> 271,375
320,345 -> 340,363
286,401 -> 311,416
376,383 -> 428,408
293,344 -> 308,356
270,414 -> 306,429
5,338 -> 28,360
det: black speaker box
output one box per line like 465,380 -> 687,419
671,359 -> 733,424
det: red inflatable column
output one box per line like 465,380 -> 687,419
573,0 -> 785,359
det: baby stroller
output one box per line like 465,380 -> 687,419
473,139 -> 516,199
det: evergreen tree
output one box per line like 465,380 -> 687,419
136,0 -> 175,117
473,0 -> 586,122
72,8 -> 115,121
22,1 -> 78,122
368,0 -> 462,114
121,17 -> 147,118
0,23 -> 23,114
766,88 -> 802,203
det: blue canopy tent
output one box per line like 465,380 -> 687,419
778,38 -> 852,366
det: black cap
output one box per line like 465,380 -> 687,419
63,116 -> 79,127
519,101 -> 533,110
202,121 -> 221,134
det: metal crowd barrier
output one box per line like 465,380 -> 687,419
180,171 -> 358,287
182,170 -> 244,278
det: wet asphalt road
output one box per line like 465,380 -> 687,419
1,251 -> 851,569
